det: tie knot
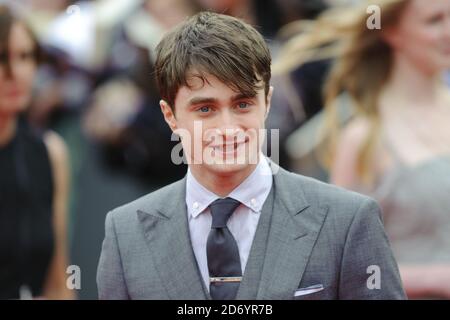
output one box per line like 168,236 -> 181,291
209,197 -> 241,228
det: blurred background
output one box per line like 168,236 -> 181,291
1,0 -> 449,299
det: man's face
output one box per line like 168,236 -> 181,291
160,72 -> 273,177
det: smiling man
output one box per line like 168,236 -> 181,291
97,12 -> 406,300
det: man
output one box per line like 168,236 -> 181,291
97,12 -> 406,300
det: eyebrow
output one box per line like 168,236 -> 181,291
188,97 -> 218,106
187,93 -> 256,106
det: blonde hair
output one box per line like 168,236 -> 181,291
273,0 -> 410,185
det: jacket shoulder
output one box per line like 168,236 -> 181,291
107,178 -> 186,224
280,169 -> 378,219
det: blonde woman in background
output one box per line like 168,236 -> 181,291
275,0 -> 450,298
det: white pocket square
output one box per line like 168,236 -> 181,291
294,284 -> 324,297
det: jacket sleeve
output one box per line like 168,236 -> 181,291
338,197 -> 407,299
97,211 -> 129,299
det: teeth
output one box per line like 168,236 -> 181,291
212,141 -> 246,153
214,145 -> 233,152
213,142 -> 244,152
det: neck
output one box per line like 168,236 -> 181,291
189,162 -> 259,197
0,115 -> 17,148
381,52 -> 444,107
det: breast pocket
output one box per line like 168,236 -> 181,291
293,284 -> 328,300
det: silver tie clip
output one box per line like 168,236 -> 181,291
209,276 -> 242,283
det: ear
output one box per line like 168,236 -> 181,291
264,86 -> 274,120
160,99 -> 178,132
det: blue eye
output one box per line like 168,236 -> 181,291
199,106 -> 210,113
238,102 -> 249,109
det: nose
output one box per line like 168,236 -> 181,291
215,109 -> 242,141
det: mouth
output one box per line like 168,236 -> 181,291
209,137 -> 250,156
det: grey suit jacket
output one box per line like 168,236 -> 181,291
97,162 -> 406,299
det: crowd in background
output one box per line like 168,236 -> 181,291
1,0 -> 450,299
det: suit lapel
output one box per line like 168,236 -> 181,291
136,178 -> 208,300
256,162 -> 329,299
235,185 -> 275,300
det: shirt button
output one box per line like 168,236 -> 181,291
193,202 -> 199,210
251,198 -> 257,206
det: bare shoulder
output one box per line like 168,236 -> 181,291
43,131 -> 69,188
43,131 -> 69,167
339,116 -> 372,150
330,116 -> 372,188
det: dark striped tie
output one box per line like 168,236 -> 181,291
207,197 -> 242,300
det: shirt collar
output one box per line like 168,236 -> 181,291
186,168 -> 219,218
186,154 -> 273,218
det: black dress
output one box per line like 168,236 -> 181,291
0,120 -> 54,299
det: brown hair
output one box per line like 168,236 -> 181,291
273,0 -> 410,185
154,11 -> 272,109
0,4 -> 41,76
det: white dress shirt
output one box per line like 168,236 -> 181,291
185,156 -> 273,291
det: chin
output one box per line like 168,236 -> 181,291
204,153 -> 258,177
207,162 -> 249,175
